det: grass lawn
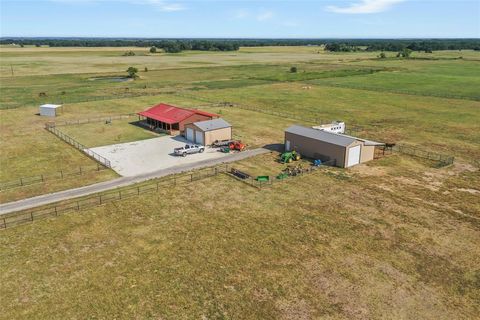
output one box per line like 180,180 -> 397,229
58,118 -> 162,148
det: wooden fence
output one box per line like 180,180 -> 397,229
45,124 -> 112,168
0,164 -> 107,191
226,159 -> 337,189
1,165 -> 230,229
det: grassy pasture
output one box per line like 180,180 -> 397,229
0,46 -> 347,76
193,83 -> 480,160
310,60 -> 480,100
0,46 -> 479,318
1,154 -> 478,319
59,118 -> 162,148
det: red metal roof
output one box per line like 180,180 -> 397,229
138,103 -> 218,124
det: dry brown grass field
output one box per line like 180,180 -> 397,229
0,46 -> 479,319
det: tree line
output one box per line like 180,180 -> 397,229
324,39 -> 480,52
1,38 -> 479,53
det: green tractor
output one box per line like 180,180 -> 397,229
280,150 -> 301,163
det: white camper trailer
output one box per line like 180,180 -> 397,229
312,121 -> 345,134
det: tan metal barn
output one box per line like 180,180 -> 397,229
284,125 -> 383,168
184,118 -> 232,146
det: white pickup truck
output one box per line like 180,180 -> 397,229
174,144 -> 205,157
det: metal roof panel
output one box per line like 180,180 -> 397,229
285,125 -> 356,147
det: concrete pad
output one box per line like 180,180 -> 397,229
87,136 -> 231,177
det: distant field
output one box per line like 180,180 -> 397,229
0,46 -> 479,319
310,60 -> 480,100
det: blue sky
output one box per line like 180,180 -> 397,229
1,0 -> 479,38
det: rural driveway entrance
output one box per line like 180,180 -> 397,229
87,136 -> 232,177
0,148 -> 270,215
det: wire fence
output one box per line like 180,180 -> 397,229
393,144 -> 454,167
45,123 -> 112,168
0,90 -> 176,110
173,92 -> 365,133
51,113 -> 138,127
0,164 -> 108,191
308,82 -> 479,102
0,164 -> 230,229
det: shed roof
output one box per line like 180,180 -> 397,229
40,104 -> 62,109
193,118 -> 231,132
335,133 -> 385,146
138,103 -> 218,124
285,125 -> 356,147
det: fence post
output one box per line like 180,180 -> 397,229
119,191 -> 122,199
54,206 -> 58,216
2,218 -> 6,229
137,186 -> 140,195
30,212 -> 34,221
79,166 -> 82,175
99,195 -> 102,205
41,174 -> 44,182
77,201 -> 80,210
60,170 -> 63,179
20,178 -> 23,186
156,182 -> 159,191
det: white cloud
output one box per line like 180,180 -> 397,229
326,0 -> 405,14
257,10 -> 274,21
144,0 -> 185,12
233,9 -> 249,19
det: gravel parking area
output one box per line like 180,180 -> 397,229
88,136 -> 231,176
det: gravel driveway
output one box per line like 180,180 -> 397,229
87,135 -> 232,177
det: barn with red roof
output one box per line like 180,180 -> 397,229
138,103 -> 219,135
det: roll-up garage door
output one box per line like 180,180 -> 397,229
195,130 -> 204,145
347,145 -> 361,167
186,128 -> 194,142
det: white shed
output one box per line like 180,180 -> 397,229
39,104 -> 62,117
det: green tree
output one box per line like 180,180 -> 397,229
398,48 -> 412,58
290,66 -> 297,73
149,46 -> 157,53
378,52 -> 386,59
126,67 -> 138,79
